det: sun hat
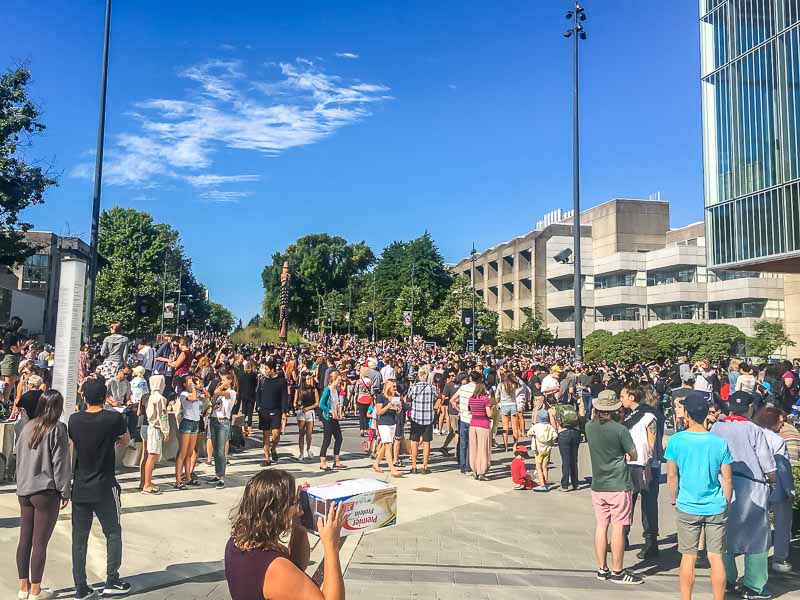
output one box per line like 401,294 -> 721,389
592,389 -> 621,412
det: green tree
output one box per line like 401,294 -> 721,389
370,233 -> 452,337
497,308 -> 553,348
261,234 -> 374,329
647,323 -> 745,362
209,302 -> 236,333
748,319 -> 795,361
95,207 -> 209,339
584,329 -> 613,361
247,314 -> 261,328
0,67 -> 57,267
425,274 -> 498,346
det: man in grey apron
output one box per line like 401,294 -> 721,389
711,391 -> 776,599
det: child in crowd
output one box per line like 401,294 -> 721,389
367,403 -> 378,458
511,445 -> 534,490
531,409 -> 557,491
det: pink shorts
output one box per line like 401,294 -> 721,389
591,491 -> 633,526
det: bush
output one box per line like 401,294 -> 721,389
584,323 -> 746,363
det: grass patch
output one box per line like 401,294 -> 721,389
230,325 -> 307,346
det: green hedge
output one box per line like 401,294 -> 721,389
583,322 -> 746,363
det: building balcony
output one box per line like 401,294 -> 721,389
593,285 -> 646,307
547,288 -> 593,309
645,245 -> 706,271
593,252 -> 644,277
547,261 -> 584,280
706,276 -> 783,303
646,281 -> 707,306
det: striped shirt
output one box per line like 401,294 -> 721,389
407,381 -> 437,425
780,422 -> 800,465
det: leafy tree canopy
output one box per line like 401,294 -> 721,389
748,319 -> 795,361
0,67 -> 57,267
497,308 -> 553,349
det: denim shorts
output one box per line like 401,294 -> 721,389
500,404 -> 518,417
178,418 -> 200,434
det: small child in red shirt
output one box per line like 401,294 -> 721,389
511,446 -> 534,490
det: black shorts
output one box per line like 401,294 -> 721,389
259,410 -> 282,431
409,420 -> 434,443
394,410 -> 406,440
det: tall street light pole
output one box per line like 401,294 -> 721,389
85,0 -> 112,343
471,242 -> 477,353
410,263 -> 415,343
564,2 -> 587,362
371,272 -> 376,343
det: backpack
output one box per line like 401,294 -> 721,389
556,403 -> 579,428
534,423 -> 558,447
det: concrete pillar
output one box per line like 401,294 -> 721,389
784,274 -> 800,360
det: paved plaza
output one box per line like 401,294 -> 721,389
1,419 -> 798,599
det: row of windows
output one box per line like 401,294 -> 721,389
702,18 -> 800,209
549,301 -> 776,323
702,0 -> 800,71
707,181 -> 800,264
21,254 -> 49,291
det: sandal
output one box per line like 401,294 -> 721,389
371,465 -> 383,474
174,482 -> 186,490
320,465 -> 332,471
141,488 -> 162,495
187,478 -> 201,486
333,464 -> 347,469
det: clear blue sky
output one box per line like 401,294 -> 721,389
3,1 -> 702,322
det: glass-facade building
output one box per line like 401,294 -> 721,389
700,0 -> 800,269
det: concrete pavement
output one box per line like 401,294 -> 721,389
0,418 -> 798,599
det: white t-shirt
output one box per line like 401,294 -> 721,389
627,411 -> 656,467
180,390 -> 202,421
541,375 -> 560,396
380,365 -> 396,381
456,382 -> 475,424
213,389 -> 236,420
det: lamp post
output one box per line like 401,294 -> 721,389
84,0 -> 112,343
410,263 -> 415,343
471,242 -> 477,353
564,2 -> 587,362
371,271 -> 376,342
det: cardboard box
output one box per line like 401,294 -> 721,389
300,478 -> 397,536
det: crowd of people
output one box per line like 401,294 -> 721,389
4,319 -> 800,599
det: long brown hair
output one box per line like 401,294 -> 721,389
28,389 -> 64,450
229,469 -> 296,552
502,372 -> 517,397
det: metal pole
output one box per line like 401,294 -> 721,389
571,2 -> 584,362
372,272 -> 376,342
471,242 -> 477,353
175,264 -> 182,335
134,224 -> 142,340
410,263 -> 415,343
348,284 -> 352,336
159,250 -> 167,336
84,0 -> 112,343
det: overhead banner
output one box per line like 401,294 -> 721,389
163,302 -> 175,319
53,257 -> 87,424
402,311 -> 412,328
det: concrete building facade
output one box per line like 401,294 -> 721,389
454,198 -> 785,342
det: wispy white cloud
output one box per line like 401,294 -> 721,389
200,190 -> 253,203
335,52 -> 359,59
219,43 -> 237,52
71,57 -> 391,193
185,174 -> 261,187
448,83 -> 457,90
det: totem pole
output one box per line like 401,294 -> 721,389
278,260 -> 290,342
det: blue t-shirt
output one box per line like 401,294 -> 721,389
664,431 -> 733,515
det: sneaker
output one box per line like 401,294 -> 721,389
608,570 -> 643,585
28,590 -> 54,600
306,448 -> 314,458
433,427 -> 439,435
215,480 -> 225,489
74,585 -> 98,600
271,450 -> 279,462
596,568 -> 610,581
207,477 -> 220,485
772,560 -> 792,573
741,587 -> 772,600
101,579 -> 132,596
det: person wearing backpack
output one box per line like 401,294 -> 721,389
551,393 -> 582,492
530,409 -> 558,491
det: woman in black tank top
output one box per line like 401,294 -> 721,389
225,469 -> 347,600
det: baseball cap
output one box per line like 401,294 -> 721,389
728,390 -> 753,414
683,391 -> 711,423
514,445 -> 529,456
593,389 -> 621,412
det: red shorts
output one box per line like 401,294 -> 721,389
591,490 -> 633,526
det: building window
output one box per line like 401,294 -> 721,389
651,303 -> 705,320
595,307 -> 640,322
595,272 -> 636,289
647,267 -> 699,286
708,301 -> 765,319
708,269 -> 760,281
21,254 -> 49,291
549,275 -> 586,291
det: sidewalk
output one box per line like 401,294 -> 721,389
0,422 -> 797,599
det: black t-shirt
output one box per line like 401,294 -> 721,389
3,331 -> 19,354
375,394 -> 397,426
68,409 -> 127,503
18,389 -> 42,419
444,382 -> 459,415
256,375 -> 288,413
